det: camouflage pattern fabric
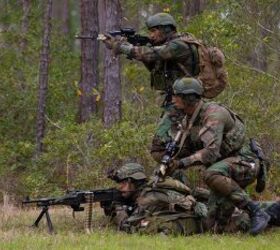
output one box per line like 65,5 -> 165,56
133,211 -> 203,236
151,101 -> 248,166
120,33 -> 200,161
126,34 -> 199,91
151,101 -> 261,231
114,162 -> 147,181
118,177 -> 208,235
137,177 -> 192,214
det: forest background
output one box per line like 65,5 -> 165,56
0,0 -> 280,201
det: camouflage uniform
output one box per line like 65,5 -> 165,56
110,14 -> 200,146
151,97 -> 267,232
125,177 -> 208,235
127,33 -> 199,92
105,163 -> 147,230
121,33 -> 200,148
107,162 -> 207,235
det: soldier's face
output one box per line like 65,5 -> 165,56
148,28 -> 166,45
172,95 -> 185,110
118,180 -> 136,199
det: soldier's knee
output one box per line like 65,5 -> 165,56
203,170 -> 218,185
204,171 -> 239,196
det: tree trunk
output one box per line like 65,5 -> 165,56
103,0 -> 122,128
246,1 -> 268,71
78,0 -> 99,123
35,0 -> 52,155
20,0 -> 30,50
183,0 -> 206,23
248,29 -> 268,71
52,0 -> 70,35
98,0 -> 106,33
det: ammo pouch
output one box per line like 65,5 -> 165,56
249,138 -> 269,193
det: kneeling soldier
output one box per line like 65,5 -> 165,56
151,77 -> 270,235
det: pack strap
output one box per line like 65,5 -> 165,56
174,100 -> 204,158
177,43 -> 199,77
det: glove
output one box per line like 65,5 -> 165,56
162,159 -> 184,176
106,168 -> 119,182
102,35 -> 132,56
102,35 -> 122,53
180,157 -> 193,169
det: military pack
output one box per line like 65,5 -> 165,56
180,34 -> 228,98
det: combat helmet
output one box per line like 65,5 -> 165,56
114,163 -> 147,182
173,77 -> 204,96
146,13 -> 177,29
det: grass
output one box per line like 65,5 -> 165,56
1,204 -> 280,250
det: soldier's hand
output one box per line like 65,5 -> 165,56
101,34 -> 118,49
166,159 -> 184,175
106,167 -> 118,181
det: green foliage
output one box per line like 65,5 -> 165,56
22,101 -> 157,195
1,0 -> 280,198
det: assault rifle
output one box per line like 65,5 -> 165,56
22,188 -> 125,233
153,124 -> 183,187
108,28 -> 151,46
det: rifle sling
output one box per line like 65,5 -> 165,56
174,100 -> 204,158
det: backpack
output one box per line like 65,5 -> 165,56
180,34 -> 228,99
134,211 -> 203,236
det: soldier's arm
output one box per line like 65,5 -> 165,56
120,40 -> 192,64
151,135 -> 167,163
180,106 -> 231,167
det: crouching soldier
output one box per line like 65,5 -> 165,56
151,77 -> 271,235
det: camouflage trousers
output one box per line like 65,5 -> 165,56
203,145 -> 260,231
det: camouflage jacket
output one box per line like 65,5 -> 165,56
152,101 -> 249,167
120,178 -> 209,235
126,33 -> 199,91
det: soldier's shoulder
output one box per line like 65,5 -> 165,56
203,102 -> 231,120
166,34 -> 192,48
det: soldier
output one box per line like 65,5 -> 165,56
105,162 -> 147,230
151,77 -> 271,235
102,12 -> 199,103
106,162 -> 207,235
102,13 -> 200,138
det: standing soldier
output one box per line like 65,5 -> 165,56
101,13 -> 202,142
151,77 -> 271,235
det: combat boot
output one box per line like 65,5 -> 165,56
246,201 -> 270,235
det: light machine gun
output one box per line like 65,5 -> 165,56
22,188 -> 124,233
